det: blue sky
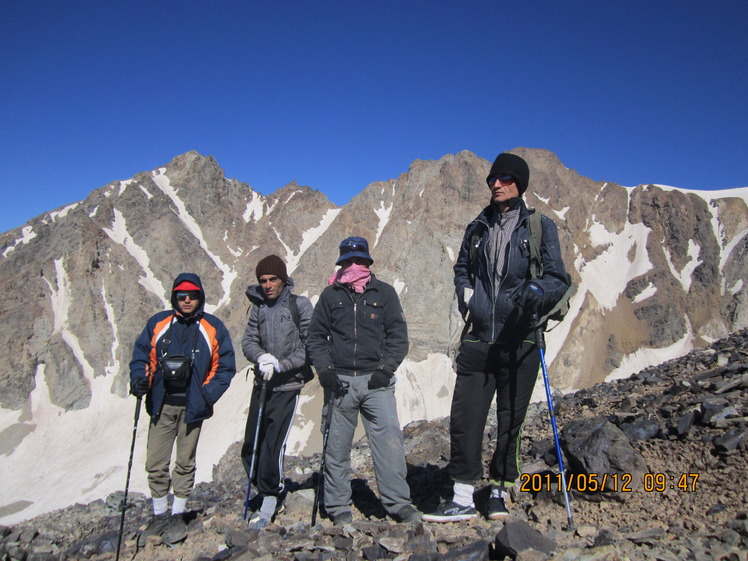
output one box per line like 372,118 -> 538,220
1,0 -> 746,234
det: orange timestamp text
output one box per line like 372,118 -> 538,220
519,472 -> 700,493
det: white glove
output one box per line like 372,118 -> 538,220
257,353 -> 275,381
259,362 -> 275,381
268,355 -> 281,372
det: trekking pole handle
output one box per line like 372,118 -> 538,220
532,314 -> 545,351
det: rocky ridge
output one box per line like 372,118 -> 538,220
2,329 -> 747,561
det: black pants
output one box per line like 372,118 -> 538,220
241,385 -> 299,496
448,339 -> 539,486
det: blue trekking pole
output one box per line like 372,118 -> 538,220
243,380 -> 268,520
535,322 -> 575,531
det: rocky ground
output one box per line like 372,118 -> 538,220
2,329 -> 747,561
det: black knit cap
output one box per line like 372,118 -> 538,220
255,254 -> 288,283
487,152 -> 530,195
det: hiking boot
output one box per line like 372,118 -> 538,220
137,512 -> 170,546
161,513 -> 188,545
486,495 -> 509,520
332,511 -> 353,526
422,501 -> 478,523
395,505 -> 422,523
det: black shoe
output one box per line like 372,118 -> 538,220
162,513 -> 188,545
333,511 -> 353,526
395,505 -> 422,523
486,495 -> 509,520
422,501 -> 478,523
137,513 -> 170,546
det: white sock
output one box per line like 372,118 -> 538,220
453,481 -> 475,508
491,486 -> 508,499
172,496 -> 188,515
259,495 -> 277,520
152,495 -> 168,516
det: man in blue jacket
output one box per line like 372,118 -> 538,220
130,273 -> 236,544
307,237 -> 420,526
423,152 -> 570,523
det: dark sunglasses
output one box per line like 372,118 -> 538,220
339,242 -> 368,255
487,174 -> 516,186
175,291 -> 201,302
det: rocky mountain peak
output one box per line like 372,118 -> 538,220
0,148 -> 746,527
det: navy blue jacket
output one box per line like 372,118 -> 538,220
129,273 -> 236,423
453,198 -> 570,343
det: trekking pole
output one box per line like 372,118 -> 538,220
116,396 -> 142,561
535,322 -> 575,531
243,380 -> 269,520
311,380 -> 348,526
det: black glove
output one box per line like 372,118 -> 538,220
368,370 -> 392,390
514,282 -> 545,318
318,370 -> 339,389
130,376 -> 150,397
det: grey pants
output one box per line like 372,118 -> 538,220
145,403 -> 203,499
323,374 -> 411,517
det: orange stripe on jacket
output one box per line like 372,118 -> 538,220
198,319 -> 220,386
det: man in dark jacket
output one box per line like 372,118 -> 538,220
306,236 -> 420,526
130,273 -> 236,543
423,152 -> 570,523
241,255 -> 313,529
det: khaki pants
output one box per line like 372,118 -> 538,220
145,403 -> 203,498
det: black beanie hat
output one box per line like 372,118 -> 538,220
256,255 -> 288,283
487,152 -> 530,195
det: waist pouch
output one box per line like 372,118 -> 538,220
160,354 -> 192,382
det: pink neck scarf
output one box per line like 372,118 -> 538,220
328,263 -> 372,293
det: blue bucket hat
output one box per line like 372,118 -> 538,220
336,236 -> 374,266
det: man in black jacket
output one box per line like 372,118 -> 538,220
307,236 -> 420,526
423,152 -> 570,523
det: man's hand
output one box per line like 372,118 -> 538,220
257,353 -> 281,381
318,370 -> 339,389
514,282 -> 545,317
368,370 -> 391,389
258,362 -> 275,381
130,376 -> 150,397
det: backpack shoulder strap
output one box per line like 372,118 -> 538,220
288,293 -> 301,329
527,209 -> 544,279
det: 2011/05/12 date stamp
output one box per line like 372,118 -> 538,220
519,472 -> 700,493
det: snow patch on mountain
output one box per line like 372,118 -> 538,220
101,284 -> 122,379
373,199 -> 393,247
605,328 -> 695,383
285,208 -> 341,274
632,282 -> 657,304
242,191 -> 264,222
102,209 -> 168,306
2,225 -> 37,257
664,239 -> 702,293
151,169 -> 237,310
46,203 -> 79,224
117,179 -> 134,196
139,185 -> 154,200
578,219 -> 652,310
